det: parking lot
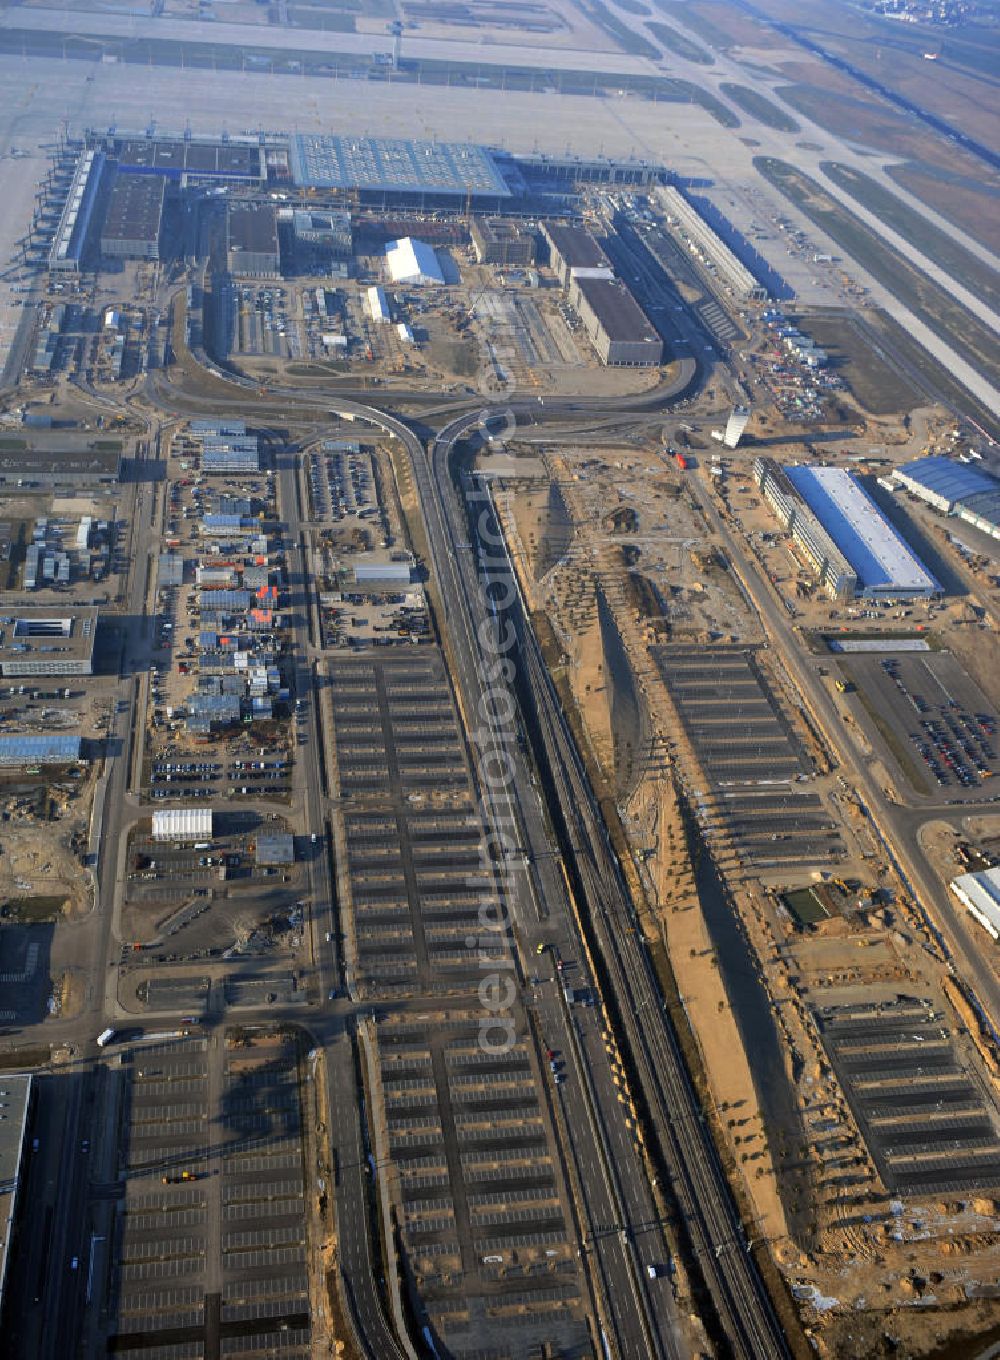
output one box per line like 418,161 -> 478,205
110,1030 -> 312,1359
838,650 -> 998,801
327,650 -> 590,1352
654,645 -> 844,869
329,652 -> 482,996
0,922 -> 53,1024
815,999 -> 1000,1197
374,1013 -> 588,1356
227,282 -> 298,359
306,440 -> 379,524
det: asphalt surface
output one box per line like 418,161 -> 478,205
428,408 -> 790,1360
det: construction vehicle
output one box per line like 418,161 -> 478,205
455,281 -> 493,334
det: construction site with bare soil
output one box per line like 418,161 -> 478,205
484,419 -> 1000,1358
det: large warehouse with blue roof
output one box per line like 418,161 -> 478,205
893,456 -> 1000,542
786,465 -> 939,598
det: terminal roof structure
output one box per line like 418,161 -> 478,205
785,465 -> 939,596
111,136 -> 264,182
289,134 -> 510,198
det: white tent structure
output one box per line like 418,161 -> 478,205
152,808 -> 213,842
385,237 -> 444,285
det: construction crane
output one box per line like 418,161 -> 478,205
455,281 -> 492,334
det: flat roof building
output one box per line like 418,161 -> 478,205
657,186 -> 768,303
227,203 -> 280,280
0,1075 -> 32,1321
201,436 -> 261,474
353,554 -> 415,585
0,610 -> 99,677
785,465 -> 939,598
158,553 -> 184,588
385,237 -> 444,285
189,418 -> 246,437
100,171 -> 165,261
152,808 -> 213,842
292,209 -> 352,258
541,222 -> 613,288
754,458 -> 857,600
0,735 -> 83,766
0,444 -> 122,487
569,275 -> 662,367
255,832 -> 295,865
951,867 -> 1000,941
471,217 -> 537,268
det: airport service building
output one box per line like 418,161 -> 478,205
786,465 -> 939,600
100,171 -> 165,261
755,460 -> 939,600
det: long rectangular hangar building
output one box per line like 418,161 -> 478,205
570,276 -> 662,366
786,465 -> 939,599
894,455 -> 1000,543
289,134 -> 511,207
227,203 -> 280,279
100,171 -> 165,261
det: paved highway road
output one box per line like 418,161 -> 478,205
428,408 -> 790,1360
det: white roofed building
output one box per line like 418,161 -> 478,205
385,237 -> 444,285
785,465 -> 939,599
951,867 -> 1000,940
152,808 -> 214,842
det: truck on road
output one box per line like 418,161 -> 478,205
96,1028 -> 116,1047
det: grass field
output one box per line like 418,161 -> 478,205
821,162 -> 1000,315
886,161 -> 1000,258
651,0 -> 733,50
776,82 -> 958,171
871,310 -> 1000,443
794,312 -> 920,416
645,18 -> 712,63
2,895 -> 67,922
782,887 -> 829,927
579,0 -> 660,58
756,158 -> 1000,418
719,82 -> 798,131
